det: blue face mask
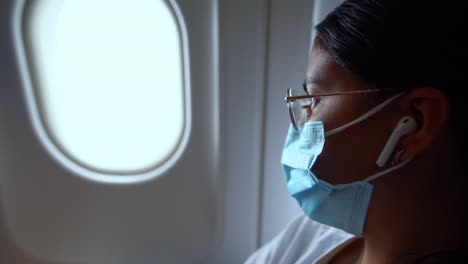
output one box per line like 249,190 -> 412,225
281,94 -> 411,236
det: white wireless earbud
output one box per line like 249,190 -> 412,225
376,116 -> 417,167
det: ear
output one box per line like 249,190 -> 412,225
398,87 -> 451,160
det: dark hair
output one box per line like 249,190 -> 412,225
316,0 -> 467,91
315,0 -> 468,155
315,1 -> 467,263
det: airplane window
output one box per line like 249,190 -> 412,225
23,0 -> 186,174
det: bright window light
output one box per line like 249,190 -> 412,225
24,0 -> 185,174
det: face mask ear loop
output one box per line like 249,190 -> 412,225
324,93 -> 405,137
333,158 -> 412,188
363,158 -> 413,183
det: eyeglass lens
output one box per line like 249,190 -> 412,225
288,89 -> 312,131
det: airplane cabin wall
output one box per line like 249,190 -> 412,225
0,0 -> 344,263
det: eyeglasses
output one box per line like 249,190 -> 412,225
284,88 -> 389,131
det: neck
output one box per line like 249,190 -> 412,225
361,155 -> 467,263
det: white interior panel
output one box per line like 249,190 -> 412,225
259,0 -> 313,245
1,0 -> 221,263
260,0 -> 346,246
0,0 -> 344,263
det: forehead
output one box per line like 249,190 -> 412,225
305,39 -> 363,93
306,42 -> 335,78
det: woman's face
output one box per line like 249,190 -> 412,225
305,39 -> 400,184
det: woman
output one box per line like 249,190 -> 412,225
245,0 -> 467,263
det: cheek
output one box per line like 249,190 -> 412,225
318,96 -> 359,130
311,101 -> 391,184
312,130 -> 355,183
314,118 -> 393,185
312,98 -> 337,123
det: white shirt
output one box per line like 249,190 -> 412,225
244,213 -> 356,264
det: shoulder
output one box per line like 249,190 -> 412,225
244,213 -> 354,264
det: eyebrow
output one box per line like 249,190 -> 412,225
302,78 -> 324,94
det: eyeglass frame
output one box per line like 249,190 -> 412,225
284,88 -> 391,131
